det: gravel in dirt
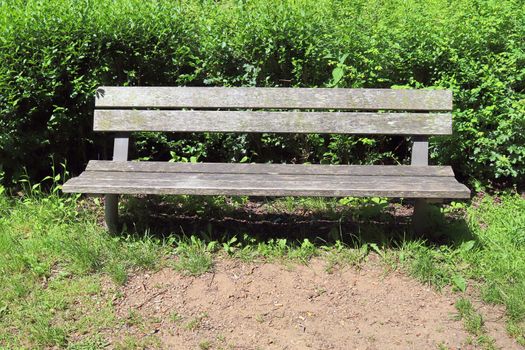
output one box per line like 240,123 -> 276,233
106,255 -> 519,349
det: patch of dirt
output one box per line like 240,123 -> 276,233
105,256 -> 519,349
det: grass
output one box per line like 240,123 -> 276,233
184,312 -> 208,331
324,241 -> 369,273
1,177 -> 525,347
199,340 -> 212,350
454,297 -> 497,349
173,236 -> 215,276
402,196 -> 525,335
170,312 -> 182,323
455,298 -> 485,335
125,310 -> 144,328
507,321 -> 525,347
0,180 -> 167,348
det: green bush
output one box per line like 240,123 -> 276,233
0,0 -> 524,189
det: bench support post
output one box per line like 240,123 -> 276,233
104,194 -> 119,234
411,136 -> 429,234
105,133 -> 129,234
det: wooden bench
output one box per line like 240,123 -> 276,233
62,87 -> 470,233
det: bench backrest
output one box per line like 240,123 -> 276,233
94,87 -> 453,165
94,87 -> 452,135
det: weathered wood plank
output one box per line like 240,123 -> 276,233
94,110 -> 452,135
85,161 -> 456,177
72,171 -> 460,184
62,173 -> 470,198
95,87 -> 452,111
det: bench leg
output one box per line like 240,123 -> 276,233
104,194 -> 119,234
412,199 -> 429,235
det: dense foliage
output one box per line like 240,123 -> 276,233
1,0 -> 524,189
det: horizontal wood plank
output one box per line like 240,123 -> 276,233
73,171 -> 458,184
63,171 -> 470,198
94,110 -> 452,134
95,87 -> 452,111
85,161 -> 456,177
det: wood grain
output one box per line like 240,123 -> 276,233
94,110 -> 452,135
62,170 -> 470,198
95,87 -> 452,111
85,161 -> 456,177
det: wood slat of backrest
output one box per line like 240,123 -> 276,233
94,110 -> 452,134
95,87 -> 452,111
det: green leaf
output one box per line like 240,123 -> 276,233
331,67 -> 344,85
460,241 -> 476,252
369,243 -> 384,258
452,275 -> 467,292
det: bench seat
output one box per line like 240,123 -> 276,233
63,160 -> 470,199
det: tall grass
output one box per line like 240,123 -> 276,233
404,194 -> 525,344
0,181 -> 165,346
467,195 -> 525,321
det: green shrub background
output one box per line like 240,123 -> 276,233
1,0 -> 524,189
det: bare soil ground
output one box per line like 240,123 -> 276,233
105,255 -> 519,349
